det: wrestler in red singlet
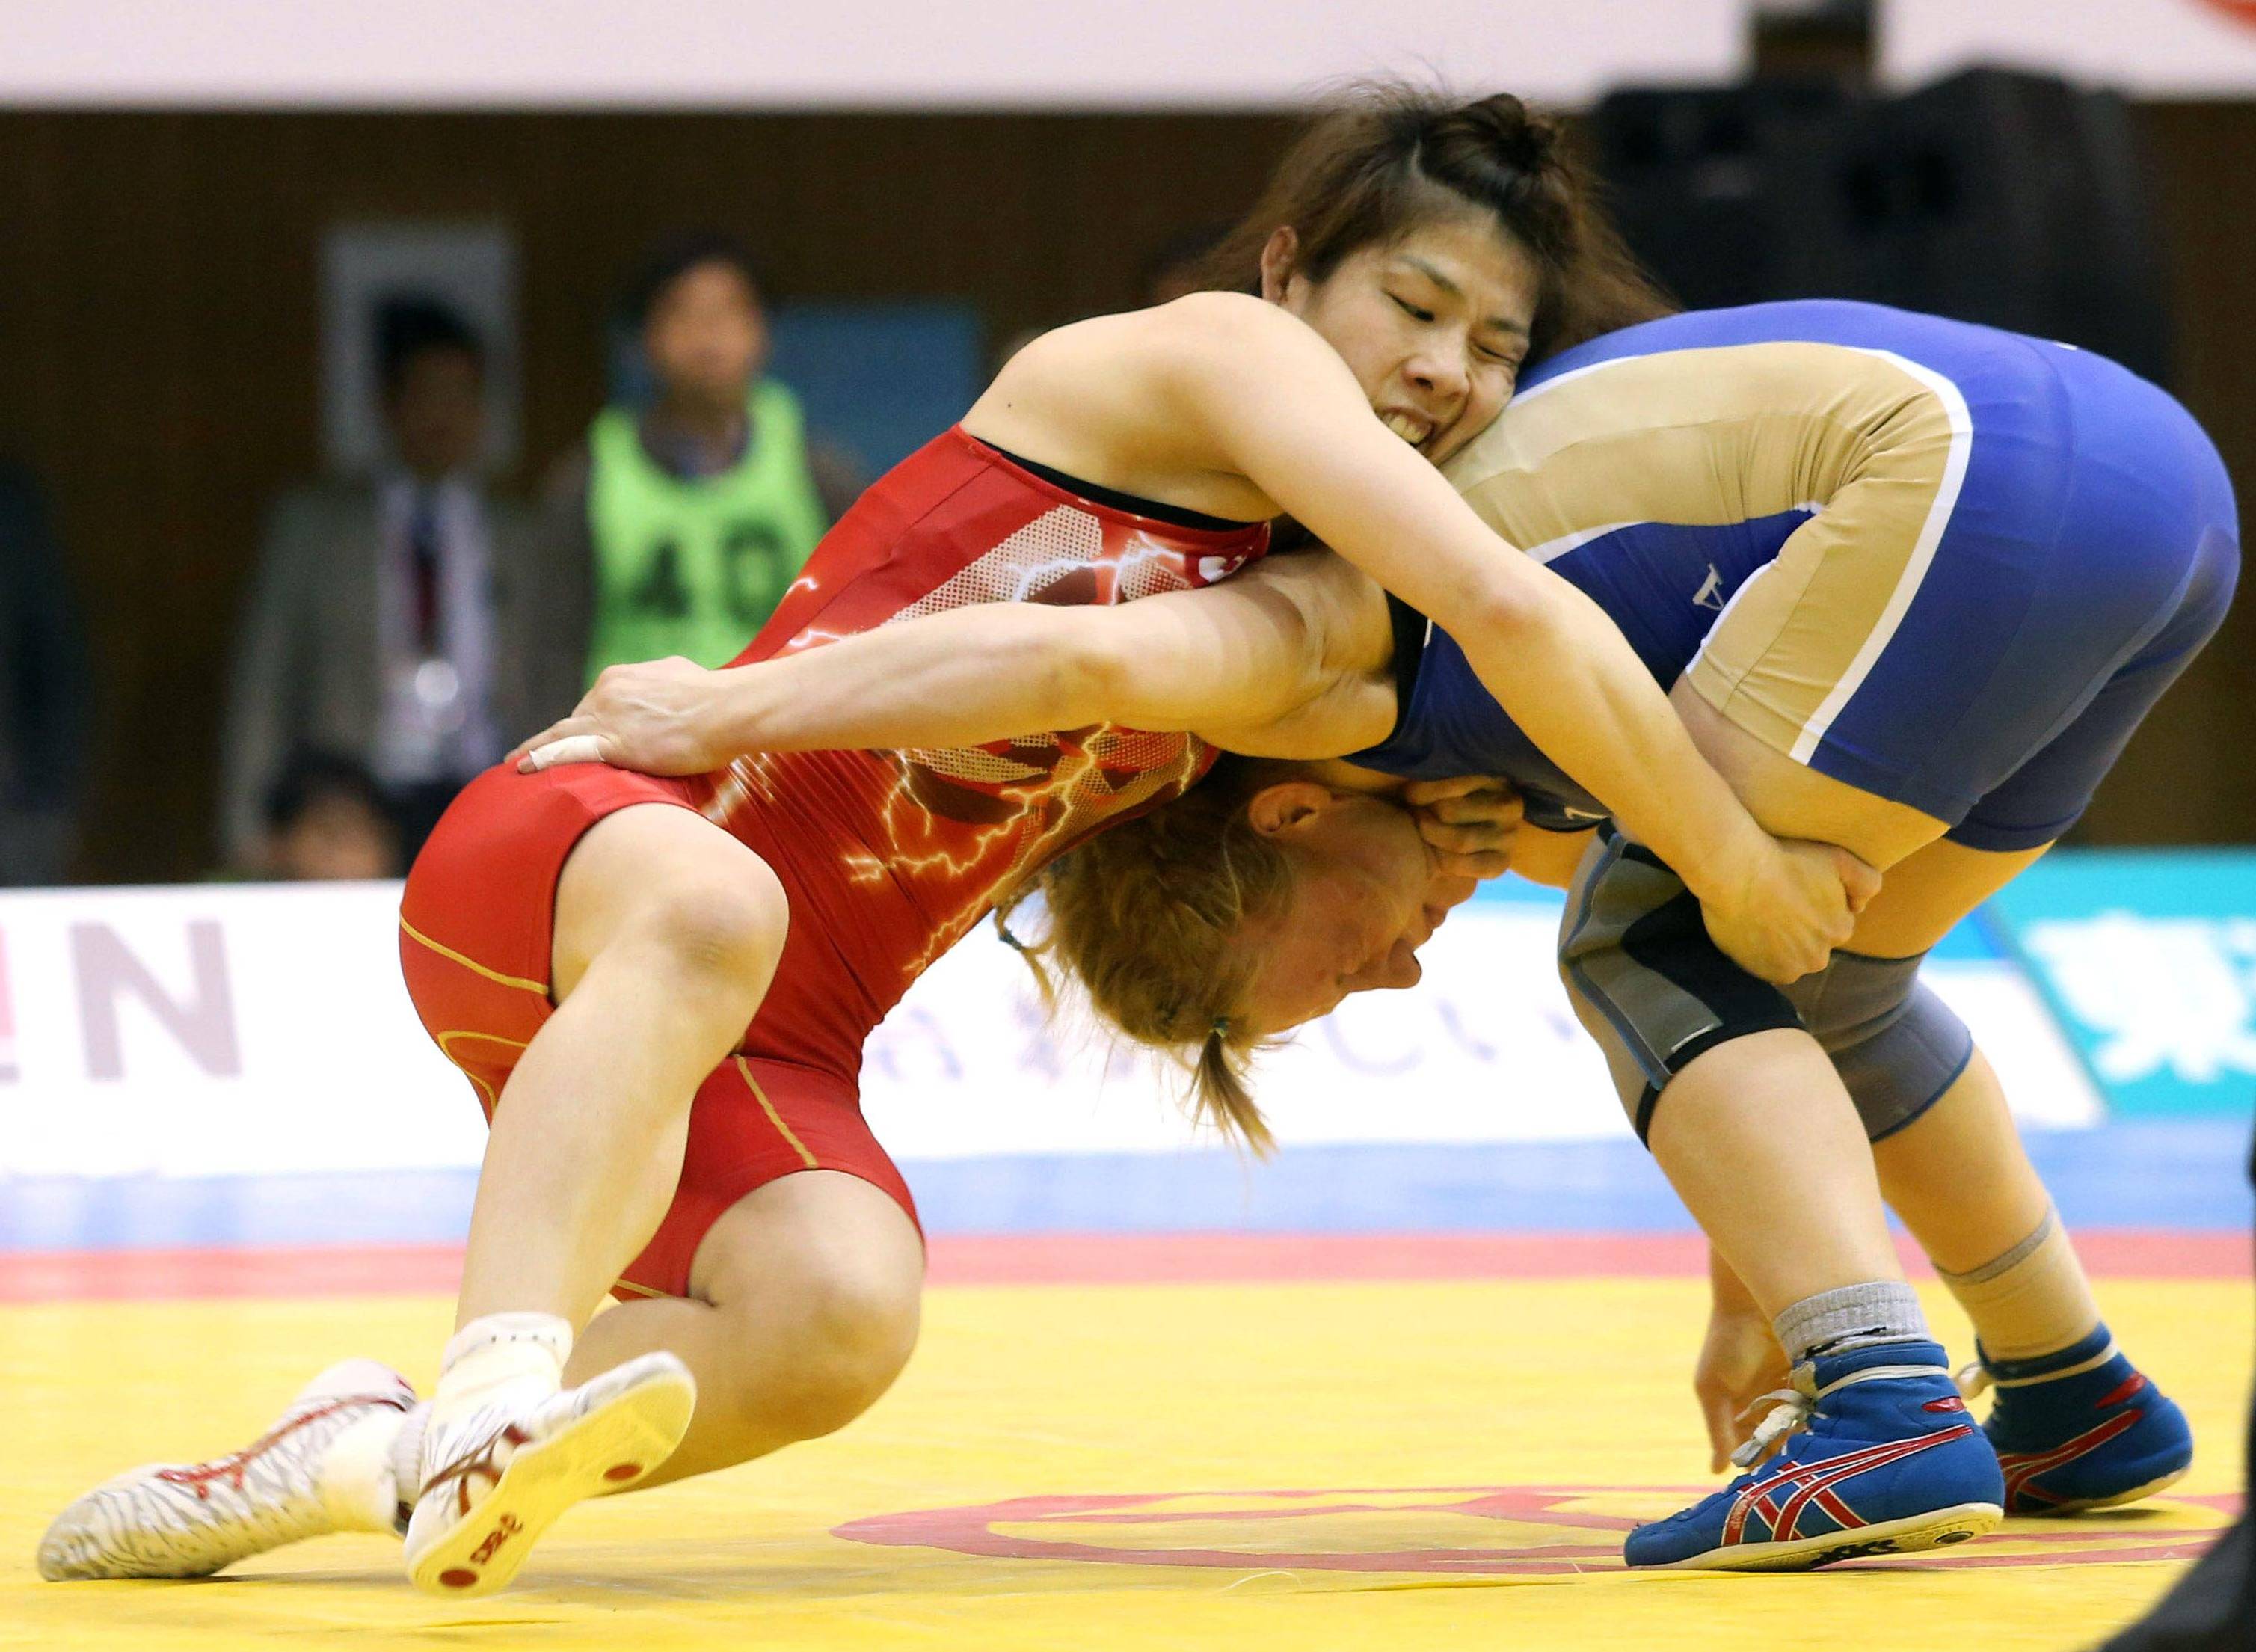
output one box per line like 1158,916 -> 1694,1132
398,428 -> 1268,1298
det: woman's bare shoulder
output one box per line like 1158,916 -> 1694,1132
996,293 -> 1284,387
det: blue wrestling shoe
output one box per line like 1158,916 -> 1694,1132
1626,1340 -> 2005,1570
1964,1325 -> 2193,1514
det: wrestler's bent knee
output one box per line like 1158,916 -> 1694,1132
1783,953 -> 1973,1142
632,865 -> 790,999
1558,830 -> 1802,1142
741,1253 -> 922,1441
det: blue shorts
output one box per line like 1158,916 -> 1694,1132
1663,312 -> 2240,850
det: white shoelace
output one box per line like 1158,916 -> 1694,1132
1732,1385 -> 1813,1469
1730,1360 -> 1949,1470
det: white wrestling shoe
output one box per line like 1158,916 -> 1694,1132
37,1358 -> 417,1581
403,1351 -> 695,1597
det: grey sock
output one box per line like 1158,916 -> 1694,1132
1773,1281 -> 1929,1366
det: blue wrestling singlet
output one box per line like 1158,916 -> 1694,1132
1352,301 -> 2238,850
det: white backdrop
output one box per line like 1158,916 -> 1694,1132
0,881 -> 2097,1182
0,0 -> 1747,111
1883,0 -> 2256,93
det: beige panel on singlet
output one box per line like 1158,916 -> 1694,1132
1443,341 -> 1967,761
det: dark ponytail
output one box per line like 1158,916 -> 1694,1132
1193,84 -> 1673,365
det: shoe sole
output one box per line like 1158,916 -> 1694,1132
1642,1501 -> 2004,1572
2012,1462 -> 2192,1516
405,1354 -> 695,1598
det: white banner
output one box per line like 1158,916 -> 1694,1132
0,0 -> 1748,111
1882,0 -> 2256,94
0,880 -> 2095,1182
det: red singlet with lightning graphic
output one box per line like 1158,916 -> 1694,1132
398,428 -> 1269,1297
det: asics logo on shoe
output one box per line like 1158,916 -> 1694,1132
1998,1411 -> 2144,1507
468,1514 -> 522,1567
1724,1425 -> 1976,1545
2096,1374 -> 2148,1408
425,1423 -> 533,1518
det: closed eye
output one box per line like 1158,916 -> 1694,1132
1391,295 -> 1436,323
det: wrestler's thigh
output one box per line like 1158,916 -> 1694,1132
1669,678 -> 1947,872
1845,838 -> 2050,959
550,802 -> 788,1003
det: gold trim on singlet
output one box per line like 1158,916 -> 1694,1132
433,1029 -> 533,1114
736,1055 -> 820,1170
399,914 -> 550,996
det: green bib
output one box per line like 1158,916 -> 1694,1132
584,380 -> 830,681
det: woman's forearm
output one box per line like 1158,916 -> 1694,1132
1448,572 -> 1771,904
699,607 -> 1110,753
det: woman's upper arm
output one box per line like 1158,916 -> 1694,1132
1149,295 -> 1540,636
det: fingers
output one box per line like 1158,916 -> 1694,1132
1417,816 -> 1515,855
1412,782 -> 1522,879
1834,847 -> 1883,913
520,734 -> 612,772
1400,774 -> 1494,805
1697,1366 -> 1762,1473
1703,1393 -> 1738,1475
1410,790 -> 1525,829
511,721 -> 580,772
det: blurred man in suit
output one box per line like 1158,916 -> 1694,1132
0,461 -> 91,886
219,298 -> 579,869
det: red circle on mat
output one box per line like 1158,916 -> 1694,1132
834,1487 -> 2243,1575
438,1567 -> 478,1588
2195,0 -> 2256,27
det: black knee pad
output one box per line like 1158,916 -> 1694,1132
1557,832 -> 1803,1143
1782,952 -> 1975,1141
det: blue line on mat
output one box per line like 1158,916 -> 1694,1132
3,1118 -> 2246,1252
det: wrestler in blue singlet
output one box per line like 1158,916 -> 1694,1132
1353,301 -> 2237,851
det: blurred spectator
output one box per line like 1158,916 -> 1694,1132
0,461 -> 92,886
258,749 -> 402,882
218,297 -> 577,872
995,222 -> 1235,374
1140,221 -> 1232,305
550,233 -> 864,683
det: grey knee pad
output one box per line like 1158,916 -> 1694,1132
1783,952 -> 1975,1142
1557,832 -> 1976,1145
1557,831 -> 1802,1142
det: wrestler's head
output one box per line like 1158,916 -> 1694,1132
1005,757 -> 1456,1152
1190,85 -> 1671,464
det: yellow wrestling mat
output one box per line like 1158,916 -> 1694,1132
6,1277 -> 2248,1652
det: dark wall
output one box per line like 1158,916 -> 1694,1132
0,104 -> 2249,881
2107,102 -> 2256,847
0,111 -> 1296,882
